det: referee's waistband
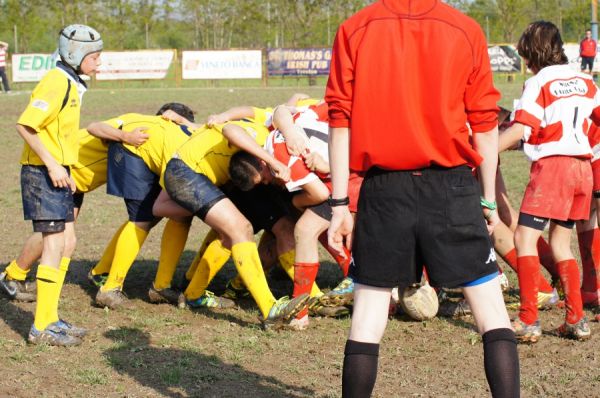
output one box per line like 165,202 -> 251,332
366,164 -> 472,177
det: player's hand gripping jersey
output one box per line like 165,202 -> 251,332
514,64 -> 600,161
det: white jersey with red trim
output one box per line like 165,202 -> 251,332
0,48 -> 6,68
264,103 -> 330,192
514,64 -> 600,161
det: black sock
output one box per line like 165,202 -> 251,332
482,328 -> 520,398
342,340 -> 379,398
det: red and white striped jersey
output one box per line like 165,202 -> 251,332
514,64 -> 600,161
588,123 -> 600,163
264,103 -> 330,192
0,47 -> 6,68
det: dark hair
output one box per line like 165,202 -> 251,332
517,21 -> 567,73
156,102 -> 195,122
229,151 -> 262,191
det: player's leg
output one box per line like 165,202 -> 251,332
462,278 -> 519,398
550,221 -> 590,339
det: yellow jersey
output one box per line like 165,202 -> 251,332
70,129 -> 109,193
176,120 -> 269,187
18,68 -> 83,166
104,114 -> 190,186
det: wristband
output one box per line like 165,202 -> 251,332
328,196 -> 350,207
480,196 -> 497,210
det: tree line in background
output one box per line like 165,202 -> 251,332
0,0 -> 593,53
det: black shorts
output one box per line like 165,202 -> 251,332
107,143 -> 158,200
352,166 -> 498,289
124,188 -> 162,222
73,192 -> 85,209
581,56 -> 595,71
309,201 -> 333,221
164,158 -> 226,220
518,212 -> 575,231
223,184 -> 291,233
21,165 -> 74,233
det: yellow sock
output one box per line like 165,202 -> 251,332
92,221 -> 128,275
278,250 -> 322,297
231,242 -> 276,318
34,265 -> 60,331
47,257 -> 71,324
5,260 -> 29,281
185,229 -> 219,281
154,220 -> 190,290
102,222 -> 149,292
184,240 -> 231,300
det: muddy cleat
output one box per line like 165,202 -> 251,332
0,272 -> 36,302
222,278 -> 250,300
438,299 -> 471,318
320,277 -> 354,307
87,270 -> 108,288
95,288 -> 131,310
28,323 -> 82,347
55,319 -> 87,338
556,317 -> 591,341
307,296 -> 349,318
286,314 -> 309,331
148,285 -> 185,306
183,290 -> 235,309
537,289 -> 560,308
512,318 -> 542,344
263,294 -> 310,328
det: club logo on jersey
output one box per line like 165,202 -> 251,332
549,78 -> 588,98
32,99 -> 49,112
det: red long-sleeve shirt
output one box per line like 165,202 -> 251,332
325,0 -> 500,171
580,38 -> 597,58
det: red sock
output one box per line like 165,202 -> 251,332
578,229 -> 600,296
517,256 -> 540,325
504,249 -> 553,293
537,237 -> 559,280
318,232 -> 350,276
557,259 -> 584,324
293,262 -> 319,318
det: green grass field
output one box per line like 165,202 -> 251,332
0,80 -> 598,398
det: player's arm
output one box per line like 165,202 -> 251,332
159,109 -> 202,130
304,152 -> 330,174
473,127 -> 500,233
272,105 -> 309,156
207,106 -> 255,126
87,121 -> 149,147
292,179 -> 330,210
16,123 -> 74,191
498,122 -> 525,152
222,123 -> 290,182
327,126 -> 353,255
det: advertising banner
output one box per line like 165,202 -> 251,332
95,50 -> 174,80
182,50 -> 262,79
267,48 -> 331,76
11,53 -> 57,82
488,45 -> 521,73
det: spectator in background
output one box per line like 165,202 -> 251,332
580,29 -> 597,74
0,41 -> 10,93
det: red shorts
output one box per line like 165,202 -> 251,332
324,172 -> 364,213
593,160 -> 600,192
520,156 -> 592,221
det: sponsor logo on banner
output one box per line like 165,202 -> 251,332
488,45 -> 521,73
182,51 -> 262,79
96,50 -> 174,80
267,48 -> 331,76
11,53 -> 58,82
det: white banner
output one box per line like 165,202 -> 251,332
11,53 -> 57,82
564,43 -> 600,73
95,50 -> 174,80
182,50 -> 262,79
